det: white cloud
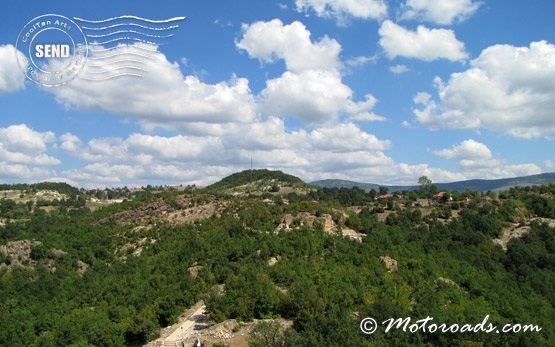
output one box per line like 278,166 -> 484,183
433,139 -> 491,160
545,160 -> 555,171
50,22 -> 382,127
414,41 -> 555,139
237,19 -> 341,73
0,162 -> 52,181
63,163 -> 146,185
0,124 -> 58,182
259,70 -> 350,122
396,163 -> 466,184
0,45 -> 26,93
0,124 -> 59,166
236,19 -> 383,123
57,119 -> 412,187
390,64 -> 409,74
60,133 -> 82,153
259,70 -> 385,122
7,119 -> 534,187
0,124 -> 55,153
346,55 -> 377,68
379,20 -> 468,62
400,0 -> 482,25
55,117 -> 510,188
295,0 -> 387,22
345,94 -> 386,122
433,139 -> 542,179
48,44 -> 256,126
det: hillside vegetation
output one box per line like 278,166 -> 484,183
0,174 -> 554,346
207,169 -> 309,193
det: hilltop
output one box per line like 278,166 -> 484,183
207,169 -> 312,194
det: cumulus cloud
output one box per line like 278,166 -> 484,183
47,44 -> 256,126
237,19 -> 383,123
237,19 -> 341,73
0,124 -> 58,182
0,45 -> 26,93
414,41 -> 555,139
400,0 -> 482,25
0,124 -> 59,166
56,118 -> 423,187
47,21 -> 383,128
345,55 -> 377,68
379,20 -> 468,61
433,139 -> 542,179
258,69 -> 384,122
433,139 -> 491,160
295,0 -> 388,22
2,121 -> 525,188
259,70 -> 350,122
59,133 -> 82,153
54,116 -> 523,188
0,162 -> 53,181
390,64 -> 409,74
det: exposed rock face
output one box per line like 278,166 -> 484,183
494,218 -> 555,251
533,217 -> 555,228
320,214 -> 335,234
100,196 -> 225,227
276,212 -> 337,234
0,240 -> 41,270
188,264 -> 204,278
341,227 -> 366,242
50,248 -> 67,258
267,256 -> 281,267
380,256 -> 398,272
436,277 -> 459,287
276,214 -> 295,231
494,224 -> 531,251
75,260 -> 89,275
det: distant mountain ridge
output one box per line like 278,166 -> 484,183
312,172 -> 555,193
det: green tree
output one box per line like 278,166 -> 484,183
249,321 -> 286,347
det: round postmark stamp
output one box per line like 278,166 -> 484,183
16,14 -> 88,87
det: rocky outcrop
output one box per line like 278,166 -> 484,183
494,224 -> 531,251
276,212 -> 337,234
267,256 -> 281,267
75,260 -> 89,275
188,264 -> 204,278
341,227 -> 366,242
435,277 -> 459,287
380,256 -> 398,272
276,214 -> 295,231
0,240 -> 41,270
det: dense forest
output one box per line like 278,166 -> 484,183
0,173 -> 554,346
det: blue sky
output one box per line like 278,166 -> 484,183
0,0 -> 554,187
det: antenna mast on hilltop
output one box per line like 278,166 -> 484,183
250,157 -> 253,170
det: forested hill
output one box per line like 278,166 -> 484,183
1,178 -> 555,346
207,169 -> 308,191
313,172 -> 555,192
0,182 -> 80,196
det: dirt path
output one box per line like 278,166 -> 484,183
148,301 -> 206,347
